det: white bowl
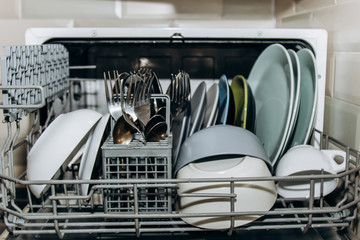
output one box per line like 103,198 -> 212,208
174,125 -> 271,175
27,109 -> 102,198
275,145 -> 346,198
177,156 -> 277,229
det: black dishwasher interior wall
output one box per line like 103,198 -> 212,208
43,37 -> 314,117
46,38 -> 313,79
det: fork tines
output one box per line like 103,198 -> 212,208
166,70 -> 191,118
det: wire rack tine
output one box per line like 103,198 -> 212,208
107,71 -> 114,96
113,70 -> 120,101
103,72 -> 110,103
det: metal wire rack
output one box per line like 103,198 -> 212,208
0,121 -> 359,239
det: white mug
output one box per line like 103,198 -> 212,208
275,145 -> 346,198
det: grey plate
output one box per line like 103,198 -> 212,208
188,81 -> 207,136
247,44 -> 294,166
174,125 -> 271,175
202,82 -> 219,129
172,106 -> 191,167
246,82 -> 256,133
288,49 -> 317,147
280,49 -> 301,156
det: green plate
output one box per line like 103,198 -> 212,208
231,75 -> 247,128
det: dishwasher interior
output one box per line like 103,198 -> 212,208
0,28 -> 359,239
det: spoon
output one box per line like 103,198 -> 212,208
145,114 -> 165,138
146,121 -> 167,142
112,116 -> 136,145
156,106 -> 167,120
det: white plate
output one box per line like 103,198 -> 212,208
177,156 -> 277,229
79,113 -> 110,196
27,109 -> 102,198
288,49 -> 317,147
67,143 -> 85,168
202,83 -> 219,129
247,44 -> 294,165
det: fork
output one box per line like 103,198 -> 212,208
134,71 -> 154,127
166,71 -> 191,118
137,68 -> 165,113
167,73 -> 178,117
103,71 -> 122,122
121,73 -> 146,142
123,74 -> 140,122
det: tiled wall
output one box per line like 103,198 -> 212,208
276,0 -> 360,152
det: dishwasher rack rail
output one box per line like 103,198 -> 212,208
0,122 -> 359,239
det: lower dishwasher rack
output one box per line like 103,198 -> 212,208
0,124 -> 359,239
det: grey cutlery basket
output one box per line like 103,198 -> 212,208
102,136 -> 173,213
101,94 -> 173,213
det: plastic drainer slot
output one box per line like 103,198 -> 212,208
1,44 -> 69,122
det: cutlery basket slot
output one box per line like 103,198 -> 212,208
101,135 -> 173,213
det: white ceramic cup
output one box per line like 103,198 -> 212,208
275,144 -> 346,198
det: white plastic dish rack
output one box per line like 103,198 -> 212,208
0,44 -> 359,239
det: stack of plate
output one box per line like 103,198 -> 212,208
173,44 -> 317,168
197,44 -> 317,168
174,44 -> 318,230
246,44 -> 318,167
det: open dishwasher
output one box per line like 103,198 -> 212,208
0,28 -> 359,239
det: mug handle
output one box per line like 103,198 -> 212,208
321,150 -> 347,173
